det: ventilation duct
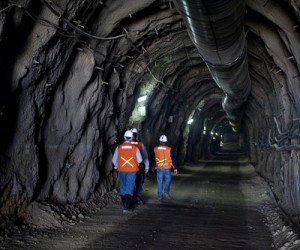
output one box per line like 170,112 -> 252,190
173,0 -> 251,132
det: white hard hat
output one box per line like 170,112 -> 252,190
159,134 -> 167,142
124,130 -> 133,141
131,128 -> 138,133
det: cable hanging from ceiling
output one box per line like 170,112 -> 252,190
3,0 -> 188,94
6,0 -> 127,41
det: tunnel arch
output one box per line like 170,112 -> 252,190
0,0 -> 300,228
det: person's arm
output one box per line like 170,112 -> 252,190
141,143 -> 150,173
136,147 -> 143,164
170,149 -> 178,174
112,148 -> 118,170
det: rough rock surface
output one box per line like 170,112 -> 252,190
0,0 -> 300,232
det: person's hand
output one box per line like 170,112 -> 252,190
173,168 -> 178,174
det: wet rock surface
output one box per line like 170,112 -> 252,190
1,159 -> 299,249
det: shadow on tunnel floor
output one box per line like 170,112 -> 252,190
1,162 -> 275,250
197,152 -> 250,165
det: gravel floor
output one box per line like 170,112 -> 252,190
1,157 -> 300,249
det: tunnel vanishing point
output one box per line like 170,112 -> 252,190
1,0 -> 300,230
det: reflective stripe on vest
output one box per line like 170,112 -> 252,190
118,144 -> 139,172
154,146 -> 172,169
121,157 -> 134,168
131,139 -> 142,151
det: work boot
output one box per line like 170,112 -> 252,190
121,195 -> 125,207
134,196 -> 145,205
164,193 -> 171,200
123,195 -> 133,213
123,209 -> 132,213
136,199 -> 144,205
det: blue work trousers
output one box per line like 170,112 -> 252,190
135,166 -> 145,199
156,168 -> 172,199
119,172 -> 136,196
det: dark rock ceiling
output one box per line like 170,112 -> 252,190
1,0 -> 300,227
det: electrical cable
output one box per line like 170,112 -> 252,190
0,4 -> 15,14
3,0 -> 192,95
61,18 -> 127,41
7,0 -> 127,41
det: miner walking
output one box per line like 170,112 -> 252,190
112,130 -> 142,212
153,134 -> 178,201
131,127 -> 149,205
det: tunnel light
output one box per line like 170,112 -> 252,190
210,132 -> 214,135
203,130 -> 206,135
215,133 -> 218,136
138,106 -> 146,116
187,119 -> 194,124
138,95 -> 147,103
168,116 -> 173,123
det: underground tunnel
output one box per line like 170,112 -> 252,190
1,0 -> 300,249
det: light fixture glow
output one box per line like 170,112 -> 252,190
187,119 -> 194,124
138,106 -> 146,116
138,95 -> 147,102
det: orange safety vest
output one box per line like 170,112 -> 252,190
118,143 -> 139,172
154,145 -> 173,169
131,139 -> 142,152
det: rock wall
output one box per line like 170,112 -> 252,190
0,0 -> 208,215
0,0 -> 300,228
245,0 -> 300,226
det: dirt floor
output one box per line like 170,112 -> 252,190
1,157 -> 300,249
